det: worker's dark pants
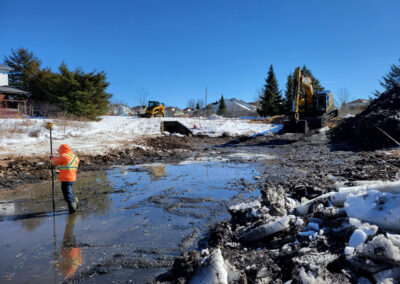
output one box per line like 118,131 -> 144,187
61,182 -> 75,204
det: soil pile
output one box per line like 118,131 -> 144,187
331,87 -> 400,150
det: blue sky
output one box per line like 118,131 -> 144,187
1,0 -> 399,108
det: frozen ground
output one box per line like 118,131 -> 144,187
0,116 -> 281,157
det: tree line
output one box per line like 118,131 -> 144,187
3,48 -> 112,120
257,65 -> 324,117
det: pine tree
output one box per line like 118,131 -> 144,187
51,63 -> 112,120
3,48 -> 42,92
196,103 -> 200,110
284,74 -> 294,113
301,65 -> 324,92
258,65 -> 283,116
217,95 -> 226,116
374,58 -> 400,97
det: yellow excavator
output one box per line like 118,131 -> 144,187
283,67 -> 338,133
140,101 -> 165,117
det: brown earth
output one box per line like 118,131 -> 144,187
0,136 -> 233,190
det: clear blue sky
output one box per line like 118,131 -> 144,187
1,0 -> 399,108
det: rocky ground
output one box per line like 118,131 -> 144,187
155,131 -> 400,284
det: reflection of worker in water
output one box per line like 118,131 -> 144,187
60,213 -> 82,279
51,144 -> 80,213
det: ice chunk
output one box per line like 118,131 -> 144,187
373,267 -> 400,284
347,220 -> 378,252
189,249 -> 228,284
344,246 -> 355,255
229,200 -> 261,212
295,192 -> 336,216
298,267 -> 326,284
241,216 -> 290,243
348,229 -> 367,249
304,222 -> 320,232
357,234 -> 400,263
345,190 -> 400,232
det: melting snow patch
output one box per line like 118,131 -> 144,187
345,190 -> 400,232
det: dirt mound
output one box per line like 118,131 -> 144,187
330,88 -> 400,150
141,136 -> 194,150
250,115 -> 286,125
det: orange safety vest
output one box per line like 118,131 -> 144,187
52,144 -> 80,182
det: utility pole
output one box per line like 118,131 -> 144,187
205,87 -> 207,117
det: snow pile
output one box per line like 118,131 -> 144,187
331,87 -> 400,150
0,116 -> 281,156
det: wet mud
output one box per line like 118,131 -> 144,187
157,132 -> 400,283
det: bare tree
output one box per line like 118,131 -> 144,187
337,88 -> 350,108
136,88 -> 149,107
187,99 -> 195,109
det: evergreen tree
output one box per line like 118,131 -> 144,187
217,95 -> 226,116
51,63 -> 112,120
3,48 -> 42,92
258,65 -> 283,116
374,58 -> 400,97
301,65 -> 324,92
196,103 -> 200,110
284,74 -> 294,113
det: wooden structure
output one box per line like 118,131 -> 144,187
0,86 -> 31,117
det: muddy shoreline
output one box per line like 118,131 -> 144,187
0,136 -> 234,190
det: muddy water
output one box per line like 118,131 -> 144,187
0,160 -> 260,283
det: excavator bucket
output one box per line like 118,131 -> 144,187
283,119 -> 309,134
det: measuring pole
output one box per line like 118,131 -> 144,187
47,122 -> 55,213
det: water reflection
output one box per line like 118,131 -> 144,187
58,214 -> 82,280
0,161 -> 261,283
144,164 -> 167,181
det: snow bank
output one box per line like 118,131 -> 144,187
0,116 -> 281,156
345,190 -> 400,232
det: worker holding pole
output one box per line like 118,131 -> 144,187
50,142 -> 80,214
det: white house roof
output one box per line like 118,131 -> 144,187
0,64 -> 12,71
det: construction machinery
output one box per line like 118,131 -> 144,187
140,101 -> 165,117
283,67 -> 338,133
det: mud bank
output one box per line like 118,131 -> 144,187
156,132 -> 400,283
0,136 -> 233,190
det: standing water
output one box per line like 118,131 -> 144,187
0,160 -> 261,283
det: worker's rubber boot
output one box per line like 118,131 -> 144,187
75,197 -> 79,209
67,201 -> 78,214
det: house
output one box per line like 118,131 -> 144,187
211,98 -> 258,117
0,64 -> 12,86
0,65 -> 32,117
346,99 -> 370,108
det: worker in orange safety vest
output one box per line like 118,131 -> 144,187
51,144 -> 80,213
